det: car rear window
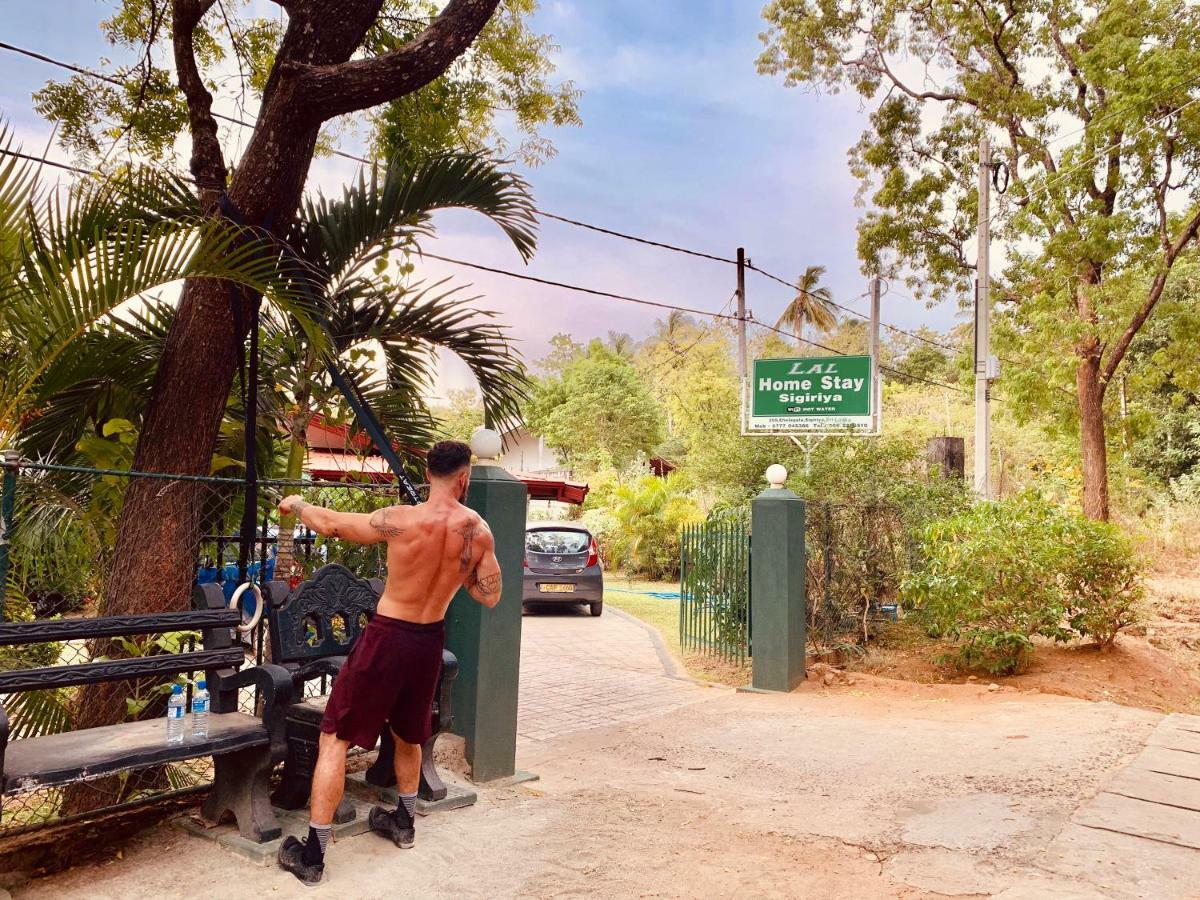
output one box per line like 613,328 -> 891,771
526,530 -> 589,554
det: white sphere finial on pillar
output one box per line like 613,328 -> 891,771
470,427 -> 503,464
765,464 -> 788,488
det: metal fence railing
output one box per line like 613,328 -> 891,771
676,500 -> 914,667
679,517 -> 751,666
0,457 -> 419,836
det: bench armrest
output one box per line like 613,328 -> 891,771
291,655 -> 347,689
213,664 -> 293,747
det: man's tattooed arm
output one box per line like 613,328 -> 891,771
468,570 -> 502,598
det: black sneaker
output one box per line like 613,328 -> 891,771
277,835 -> 325,886
369,805 -> 415,849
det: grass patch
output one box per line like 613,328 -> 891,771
604,584 -> 681,657
604,578 -> 747,686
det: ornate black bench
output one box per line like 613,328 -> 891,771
241,564 -> 458,820
0,596 -> 292,842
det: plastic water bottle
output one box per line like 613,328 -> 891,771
192,679 -> 209,740
167,684 -> 185,745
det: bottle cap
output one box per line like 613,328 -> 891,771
197,679 -> 206,690
172,684 -> 183,694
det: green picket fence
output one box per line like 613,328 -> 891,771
679,518 -> 750,665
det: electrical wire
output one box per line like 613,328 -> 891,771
644,291 -> 739,377
0,39 -> 743,263
987,91 -> 1200,231
533,209 -> 735,264
749,316 -> 979,397
420,252 -> 742,321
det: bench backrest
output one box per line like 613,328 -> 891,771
0,604 -> 243,694
266,564 -> 383,664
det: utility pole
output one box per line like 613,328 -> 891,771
869,277 -> 881,435
737,247 -> 748,432
974,136 -> 992,499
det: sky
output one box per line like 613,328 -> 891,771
0,0 -> 966,397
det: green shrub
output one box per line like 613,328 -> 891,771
1058,518 -> 1143,647
904,495 -> 1145,673
605,472 -> 703,580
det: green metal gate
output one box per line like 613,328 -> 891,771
679,518 -> 750,665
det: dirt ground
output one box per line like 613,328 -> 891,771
830,574 -> 1200,715
13,677 -> 1175,900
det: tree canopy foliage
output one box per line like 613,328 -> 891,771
759,0 -> 1200,520
35,0 -> 581,167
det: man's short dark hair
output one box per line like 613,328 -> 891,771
427,440 -> 472,477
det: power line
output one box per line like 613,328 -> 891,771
645,291 -> 739,377
421,252 -> 742,321
750,315 -> 977,397
988,91 -> 1200,230
747,262 -> 967,356
0,39 -> 743,261
0,40 -> 373,168
533,209 -> 735,264
0,147 -> 91,176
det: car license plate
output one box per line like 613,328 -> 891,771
539,583 -> 575,593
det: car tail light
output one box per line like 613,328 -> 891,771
586,539 -> 599,569
523,554 -> 529,570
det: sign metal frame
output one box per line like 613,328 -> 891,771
740,354 -> 882,438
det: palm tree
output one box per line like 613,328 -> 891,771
267,153 -> 535,577
775,265 -> 837,352
0,124 -> 305,448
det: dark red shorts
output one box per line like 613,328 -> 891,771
320,613 -> 445,750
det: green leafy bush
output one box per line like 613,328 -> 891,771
1058,518 -> 1143,647
903,495 -> 1142,674
597,472 -> 703,579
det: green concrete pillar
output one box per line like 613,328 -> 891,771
750,465 -> 806,691
444,446 -> 527,782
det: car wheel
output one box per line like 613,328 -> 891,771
590,602 -> 603,617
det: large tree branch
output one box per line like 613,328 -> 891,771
291,0 -> 500,122
1101,204 -> 1200,383
172,0 -> 226,207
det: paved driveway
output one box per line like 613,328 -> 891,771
516,603 -> 708,747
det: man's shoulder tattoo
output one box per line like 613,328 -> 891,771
369,507 -> 405,537
456,522 -> 482,572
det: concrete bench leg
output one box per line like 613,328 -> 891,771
364,729 -> 447,801
202,746 -> 282,843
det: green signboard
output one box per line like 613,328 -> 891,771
747,355 -> 875,433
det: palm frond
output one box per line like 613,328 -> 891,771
0,188 -> 311,441
296,152 -> 537,291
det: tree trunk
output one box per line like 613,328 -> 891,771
1074,267 -> 1110,523
1076,340 -> 1110,522
65,0 -> 501,813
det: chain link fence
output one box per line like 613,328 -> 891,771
0,458 -> 418,836
805,501 -> 913,652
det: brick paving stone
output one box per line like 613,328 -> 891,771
517,606 -> 705,747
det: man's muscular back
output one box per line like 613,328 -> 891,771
280,494 -> 503,624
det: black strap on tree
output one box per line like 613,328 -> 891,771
236,296 -> 262,585
214,192 -> 259,585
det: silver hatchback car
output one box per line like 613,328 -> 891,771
522,523 -> 604,616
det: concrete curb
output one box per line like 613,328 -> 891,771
604,605 -> 704,686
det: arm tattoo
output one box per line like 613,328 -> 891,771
289,500 -> 311,515
457,523 -> 480,572
470,571 -> 501,597
369,507 -> 405,538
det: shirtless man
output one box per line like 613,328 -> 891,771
274,440 -> 501,886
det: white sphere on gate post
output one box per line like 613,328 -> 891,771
470,427 -> 502,464
765,464 -> 788,488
